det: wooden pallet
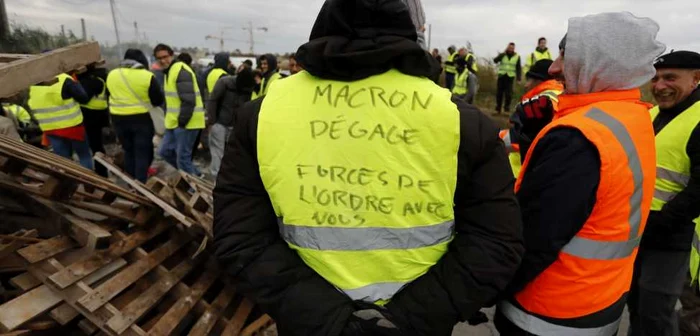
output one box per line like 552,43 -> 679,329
0,42 -> 101,98
0,136 -> 156,226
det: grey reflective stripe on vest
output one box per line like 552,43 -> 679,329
693,230 -> 700,252
560,108 -> 644,260
499,301 -> 621,336
343,281 -> 408,302
654,189 -> 677,202
32,102 -> 78,114
278,219 -> 454,251
657,167 -> 690,186
36,110 -> 81,124
166,107 -> 206,115
502,131 -> 513,149
165,91 -> 201,98
110,102 -> 147,108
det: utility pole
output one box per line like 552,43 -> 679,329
427,24 -> 432,50
80,18 -> 87,41
0,0 -> 9,41
60,24 -> 65,37
133,21 -> 139,44
109,0 -> 122,57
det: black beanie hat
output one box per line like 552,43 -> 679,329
526,59 -> 554,80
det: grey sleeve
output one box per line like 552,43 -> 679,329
176,68 -> 197,127
206,77 -> 227,126
465,74 -> 478,103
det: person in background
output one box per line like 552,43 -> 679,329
28,73 -> 93,169
78,65 -> 110,177
495,12 -> 664,335
213,0 -> 524,335
207,52 -> 231,95
402,0 -> 426,49
2,98 -> 43,146
499,59 -> 563,177
0,106 -> 21,140
628,50 -> 700,336
452,56 -> 476,104
431,48 -> 442,64
252,54 -> 280,99
157,45 -> 206,176
289,53 -> 302,75
107,49 -> 164,183
152,43 -> 173,89
524,37 -> 553,74
206,67 -> 254,179
1,100 -> 31,125
444,45 -> 458,90
493,42 -> 522,114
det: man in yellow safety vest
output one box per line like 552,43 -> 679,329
524,37 -> 553,74
629,50 -> 700,336
444,45 -> 458,90
493,42 -> 522,114
213,0 -> 524,335
206,52 -> 231,95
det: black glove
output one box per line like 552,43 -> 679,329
341,301 -> 412,336
466,311 -> 489,326
513,95 -> 555,142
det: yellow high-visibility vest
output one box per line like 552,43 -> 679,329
257,69 -> 459,304
28,74 -> 83,131
252,72 -> 281,100
524,49 -> 553,73
452,70 -> 469,95
445,52 -> 458,74
2,103 -> 31,124
498,54 -> 520,78
106,68 -> 155,115
650,103 -> 700,287
164,62 -> 205,130
207,68 -> 228,94
81,77 -> 108,110
466,53 -> 479,73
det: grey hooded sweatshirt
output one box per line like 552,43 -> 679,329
563,12 -> 666,94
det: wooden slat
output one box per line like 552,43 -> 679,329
188,287 -> 236,336
105,257 -> 195,334
146,271 -> 218,336
9,273 -> 41,291
47,220 -> 171,289
68,200 -> 150,226
64,214 -> 112,250
221,298 -> 254,336
0,230 -> 38,259
77,234 -> 191,312
0,42 -> 101,98
17,236 -> 75,264
241,315 -> 273,336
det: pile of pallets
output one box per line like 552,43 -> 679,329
0,135 -> 274,335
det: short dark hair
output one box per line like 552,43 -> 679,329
243,59 -> 253,67
153,43 -> 173,57
509,42 -> 516,46
538,37 -> 547,43
176,52 -> 192,66
289,53 -> 296,61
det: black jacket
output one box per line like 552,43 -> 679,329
205,74 -> 253,127
641,87 -> 700,251
213,1 -> 524,335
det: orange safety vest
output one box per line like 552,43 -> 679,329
501,89 -> 656,335
521,79 -> 564,110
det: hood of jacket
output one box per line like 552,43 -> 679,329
296,0 -> 440,81
123,48 -> 149,69
214,52 -> 230,70
260,54 -> 278,78
563,12 -> 665,94
236,67 -> 255,94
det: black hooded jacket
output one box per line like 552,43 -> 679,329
213,1 -> 524,335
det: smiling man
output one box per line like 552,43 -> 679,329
627,50 -> 700,336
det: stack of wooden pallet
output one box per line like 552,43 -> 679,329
0,135 -> 274,335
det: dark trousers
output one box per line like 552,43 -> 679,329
445,72 -> 456,91
496,75 -> 515,112
113,114 -> 155,183
628,248 -> 689,336
82,108 -> 109,177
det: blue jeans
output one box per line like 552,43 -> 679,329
48,134 -> 94,170
158,128 -> 201,175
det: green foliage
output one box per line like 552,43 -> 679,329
0,24 -> 82,53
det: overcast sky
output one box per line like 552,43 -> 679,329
6,0 -> 700,57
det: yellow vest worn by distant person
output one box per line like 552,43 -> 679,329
524,49 -> 553,73
257,69 -> 460,304
107,67 -> 155,115
498,54 -> 520,78
28,74 -> 83,131
164,62 -> 205,130
452,70 -> 469,95
2,103 -> 31,124
445,52 -> 458,74
207,68 -> 228,94
252,72 -> 281,100
81,77 -> 108,110
650,103 -> 700,287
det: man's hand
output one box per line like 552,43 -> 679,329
513,95 -> 555,142
341,302 -> 412,336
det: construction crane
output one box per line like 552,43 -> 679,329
205,26 -> 246,52
242,21 -> 268,55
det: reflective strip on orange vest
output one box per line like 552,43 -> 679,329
499,301 -> 622,336
560,108 -> 644,260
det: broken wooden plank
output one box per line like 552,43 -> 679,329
77,234 -> 191,312
9,273 -> 41,292
0,42 -> 101,98
64,214 -> 112,250
187,286 -> 236,336
146,271 -> 218,336
17,236 -> 75,264
222,298 -> 254,336
241,315 -> 273,336
47,220 -> 171,289
104,257 -> 195,334
0,230 -> 38,259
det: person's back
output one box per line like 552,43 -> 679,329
496,12 -> 665,335
213,1 -> 524,336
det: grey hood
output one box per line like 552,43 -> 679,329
563,12 -> 666,94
